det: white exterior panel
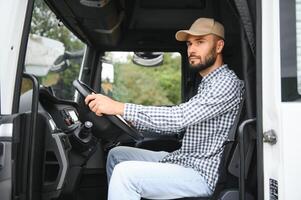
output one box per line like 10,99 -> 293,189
0,0 -> 29,114
280,104 -> 301,199
261,0 -> 283,199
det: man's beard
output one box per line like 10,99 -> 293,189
189,47 -> 217,74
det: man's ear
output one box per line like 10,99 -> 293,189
216,39 -> 225,53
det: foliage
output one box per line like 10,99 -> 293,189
111,53 -> 181,105
31,0 -> 83,51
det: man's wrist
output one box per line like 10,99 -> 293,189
115,102 -> 125,115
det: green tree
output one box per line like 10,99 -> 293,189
31,0 -> 83,51
111,53 -> 181,105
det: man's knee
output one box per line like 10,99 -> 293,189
111,161 -> 138,185
106,146 -> 127,180
108,146 -> 133,159
112,161 -> 126,177
109,145 -> 126,155
109,161 -> 142,198
107,146 -> 128,165
107,146 -> 120,161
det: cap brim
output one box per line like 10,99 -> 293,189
175,30 -> 209,41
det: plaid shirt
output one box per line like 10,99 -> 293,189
123,65 -> 244,191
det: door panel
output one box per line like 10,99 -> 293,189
0,115 -> 20,200
0,141 -> 12,200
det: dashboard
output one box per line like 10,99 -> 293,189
18,86 -> 135,198
19,86 -> 135,153
38,89 -> 82,133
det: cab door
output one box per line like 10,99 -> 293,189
0,0 -> 35,199
0,76 -> 40,200
261,0 -> 301,199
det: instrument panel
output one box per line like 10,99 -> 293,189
60,108 -> 79,126
39,88 -> 82,132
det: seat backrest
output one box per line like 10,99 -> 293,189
209,94 -> 246,198
211,95 -> 257,200
227,94 -> 245,142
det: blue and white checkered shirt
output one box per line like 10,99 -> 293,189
123,65 -> 244,191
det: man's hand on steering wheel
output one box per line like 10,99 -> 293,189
73,80 -> 143,140
85,93 -> 125,116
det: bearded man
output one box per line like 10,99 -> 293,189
85,18 -> 244,200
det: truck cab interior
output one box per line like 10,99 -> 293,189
16,0 -> 257,200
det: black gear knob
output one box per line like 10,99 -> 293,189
84,121 -> 93,129
79,121 -> 93,139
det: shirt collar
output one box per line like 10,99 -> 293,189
201,64 -> 228,84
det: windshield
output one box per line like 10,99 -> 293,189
24,0 -> 84,100
102,52 -> 182,106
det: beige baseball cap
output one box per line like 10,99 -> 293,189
175,18 -> 224,41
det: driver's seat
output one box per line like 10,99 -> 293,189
143,95 -> 256,200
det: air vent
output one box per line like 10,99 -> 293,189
44,151 -> 60,183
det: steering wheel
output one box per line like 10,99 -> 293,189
73,80 -> 144,140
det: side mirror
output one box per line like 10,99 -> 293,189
50,50 -> 84,72
132,52 -> 163,67
25,34 -> 66,76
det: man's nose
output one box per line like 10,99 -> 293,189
187,44 -> 196,56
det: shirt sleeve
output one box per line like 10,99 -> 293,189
123,76 -> 242,133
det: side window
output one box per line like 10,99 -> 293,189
280,0 -> 301,101
102,52 -> 182,105
24,0 -> 84,100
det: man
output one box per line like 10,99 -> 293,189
85,18 -> 244,199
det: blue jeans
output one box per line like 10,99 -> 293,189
106,146 -> 212,200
